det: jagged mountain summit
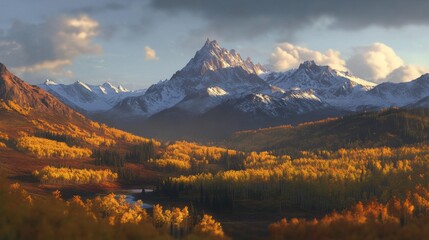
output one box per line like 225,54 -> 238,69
26,39 -> 429,140
181,38 -> 266,75
265,60 -> 376,99
112,39 -> 271,117
103,40 -> 372,139
38,80 -> 144,112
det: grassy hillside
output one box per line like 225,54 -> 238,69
226,108 -> 429,154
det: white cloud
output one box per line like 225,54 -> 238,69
346,43 -> 404,82
144,46 -> 158,60
268,41 -> 428,83
384,65 -> 429,83
0,15 -> 101,81
268,42 -> 347,72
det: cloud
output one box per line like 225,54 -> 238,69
346,43 -> 404,82
149,0 -> 429,39
68,2 -> 127,15
268,41 -> 428,83
268,42 -> 347,71
144,46 -> 158,60
12,60 -> 74,82
0,14 -> 101,81
384,65 -> 429,83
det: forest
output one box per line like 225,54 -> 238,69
0,180 -> 226,240
4,108 -> 429,239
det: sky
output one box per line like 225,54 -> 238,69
1,0 -> 429,89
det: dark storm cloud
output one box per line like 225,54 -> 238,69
68,2 -> 127,15
0,16 -> 101,68
149,0 -> 429,38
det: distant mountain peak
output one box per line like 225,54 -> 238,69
72,81 -> 93,93
297,61 -> 331,75
118,85 -> 129,92
299,60 -> 317,69
102,81 -> 114,88
44,79 -> 58,85
181,39 -> 266,75
101,81 -> 130,93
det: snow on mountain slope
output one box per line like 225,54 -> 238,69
231,89 -> 327,117
34,38 -> 429,134
267,61 -> 376,101
359,74 -> 429,108
326,73 -> 429,110
181,38 -> 266,75
39,80 -> 144,112
113,39 -> 271,117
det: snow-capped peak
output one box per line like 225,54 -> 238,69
44,79 -> 58,85
118,85 -> 129,92
38,80 -> 143,112
102,81 -> 115,89
75,80 -> 93,92
100,82 -> 130,94
181,39 -> 266,75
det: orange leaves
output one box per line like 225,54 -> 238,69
33,166 -> 118,184
268,200 -> 396,239
267,188 -> 429,240
99,123 -> 159,145
194,214 -> 226,239
0,99 -> 31,115
16,136 -> 92,158
85,194 -> 148,225
151,141 -> 236,171
0,130 -> 9,148
0,130 -> 9,141
150,158 -> 192,171
244,151 -> 281,169
169,144 -> 429,213
29,118 -> 157,149
152,204 -> 190,227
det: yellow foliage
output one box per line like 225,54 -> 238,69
0,130 -> 9,141
244,151 -> 287,169
83,135 -> 116,147
170,145 -> 429,211
151,204 -> 191,236
30,119 -> 158,148
4,100 -> 31,116
0,130 -> 9,148
0,100 -> 12,111
267,192 -> 429,240
193,214 -> 225,239
86,193 -> 148,225
163,141 -> 233,162
150,158 -> 192,171
17,136 -> 91,158
100,123 -> 160,145
152,141 -> 236,171
33,166 -> 118,184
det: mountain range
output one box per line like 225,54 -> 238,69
39,80 -> 144,112
36,39 -> 429,140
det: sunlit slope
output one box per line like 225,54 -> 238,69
227,108 -> 429,153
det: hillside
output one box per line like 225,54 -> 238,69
225,108 -> 429,153
0,62 -> 160,193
